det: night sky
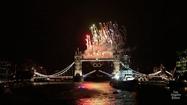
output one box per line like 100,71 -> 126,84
1,0 -> 186,72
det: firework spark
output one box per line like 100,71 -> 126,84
83,21 -> 126,59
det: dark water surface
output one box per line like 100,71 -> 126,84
0,82 -> 186,105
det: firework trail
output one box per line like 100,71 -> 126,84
83,21 -> 127,59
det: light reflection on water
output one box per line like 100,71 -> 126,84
75,82 -> 136,105
78,98 -> 114,105
2,81 -> 181,105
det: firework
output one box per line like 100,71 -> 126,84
83,21 -> 126,59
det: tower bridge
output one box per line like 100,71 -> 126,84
31,22 -> 174,82
32,54 -> 121,82
31,54 -> 173,82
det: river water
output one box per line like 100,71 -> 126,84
0,81 -> 186,105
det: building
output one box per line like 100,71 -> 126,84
0,60 -> 12,81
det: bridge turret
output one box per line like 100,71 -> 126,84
112,54 -> 120,75
122,55 -> 130,68
74,48 -> 83,81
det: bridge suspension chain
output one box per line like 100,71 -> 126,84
34,62 -> 75,78
49,62 -> 75,77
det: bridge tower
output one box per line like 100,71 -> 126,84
74,49 -> 82,77
123,55 -> 130,68
113,54 -> 120,75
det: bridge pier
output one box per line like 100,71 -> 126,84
113,60 -> 120,75
74,61 -> 82,77
74,50 -> 83,82
113,55 -> 120,75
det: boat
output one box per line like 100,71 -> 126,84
110,66 -> 138,91
110,54 -> 138,91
